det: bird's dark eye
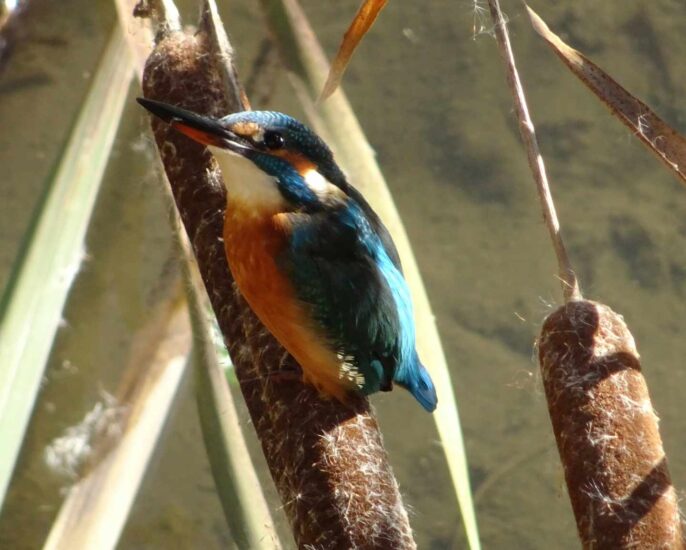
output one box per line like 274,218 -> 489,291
263,130 -> 285,150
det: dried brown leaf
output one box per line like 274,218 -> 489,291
526,4 -> 686,187
319,0 -> 387,101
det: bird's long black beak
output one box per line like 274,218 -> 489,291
137,97 -> 250,152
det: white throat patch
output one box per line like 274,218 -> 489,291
209,146 -> 285,214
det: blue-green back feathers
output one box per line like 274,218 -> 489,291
280,196 -> 437,412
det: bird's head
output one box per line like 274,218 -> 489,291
137,98 -> 348,213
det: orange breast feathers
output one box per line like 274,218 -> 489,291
223,206 -> 354,401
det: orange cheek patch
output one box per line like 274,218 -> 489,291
272,150 -> 317,176
232,122 -> 260,137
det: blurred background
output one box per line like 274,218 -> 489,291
0,0 -> 684,548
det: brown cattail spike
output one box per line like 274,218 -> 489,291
538,300 -> 682,549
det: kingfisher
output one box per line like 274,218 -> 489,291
138,97 -> 437,412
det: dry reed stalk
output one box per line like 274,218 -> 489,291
487,1 -> 682,547
138,3 -> 415,547
487,0 -> 579,302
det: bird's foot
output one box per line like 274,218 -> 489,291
380,379 -> 394,392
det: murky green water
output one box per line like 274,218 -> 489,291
1,1 -> 685,548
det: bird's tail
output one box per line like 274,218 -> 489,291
396,356 -> 438,412
411,362 -> 438,412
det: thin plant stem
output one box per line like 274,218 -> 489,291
487,0 -> 581,302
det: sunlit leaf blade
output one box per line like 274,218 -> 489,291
526,3 -> 686,187
42,6 -> 191,549
319,0 -> 388,101
0,25 -> 134,508
44,290 -> 190,550
261,1 -> 481,548
184,244 -> 281,550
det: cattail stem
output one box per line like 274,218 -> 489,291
487,0 -> 580,302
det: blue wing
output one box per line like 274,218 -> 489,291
278,192 -> 437,411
